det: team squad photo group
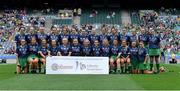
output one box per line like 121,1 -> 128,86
15,25 -> 162,74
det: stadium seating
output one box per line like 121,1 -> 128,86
130,11 -> 142,25
80,9 -> 122,24
52,19 -> 73,25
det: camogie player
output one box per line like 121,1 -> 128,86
138,28 -> 149,47
89,29 -> 99,44
79,30 -> 90,44
92,40 -> 101,56
26,27 -> 37,44
110,39 -> 121,73
27,37 -> 39,73
119,28 -> 129,45
109,28 -> 119,44
16,39 -> 28,74
129,42 -> 139,74
120,40 -> 130,73
58,38 -> 72,56
99,27 -> 109,43
37,27 -> 48,44
59,27 -> 69,44
129,29 -> 138,46
15,27 -> 26,46
71,39 -> 81,56
148,30 -> 161,73
48,40 -> 59,56
69,28 -> 79,43
101,39 -> 110,57
81,39 -> 92,56
38,39 -> 48,73
48,27 -> 59,43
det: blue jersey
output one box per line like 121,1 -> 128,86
148,35 -> 160,48
120,46 -> 130,57
28,43 -> 39,55
79,35 -> 89,44
109,35 -> 119,44
48,46 -> 59,56
81,45 -> 92,56
138,34 -> 149,45
101,45 -> 110,57
129,47 -> 138,60
110,45 -> 120,56
26,34 -> 37,43
59,45 -> 71,56
38,46 -> 48,56
99,35 -> 109,43
71,44 -> 81,56
48,34 -> 59,43
92,45 -> 101,56
119,34 -> 129,42
16,45 -> 28,57
138,48 -> 147,61
89,34 -> 99,43
69,34 -> 80,42
15,34 -> 26,45
129,35 -> 138,43
37,33 -> 48,43
59,34 -> 69,42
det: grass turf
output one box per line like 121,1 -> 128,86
0,64 -> 180,90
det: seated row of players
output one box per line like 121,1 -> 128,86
15,26 -> 161,74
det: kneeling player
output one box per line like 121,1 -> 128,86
110,39 -> 120,73
120,40 -> 130,73
27,37 -> 39,73
129,42 -> 138,74
16,39 -> 28,74
38,39 -> 48,73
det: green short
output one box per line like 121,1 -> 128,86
149,48 -> 160,56
131,60 -> 138,69
27,54 -> 39,62
18,56 -> 28,69
111,55 -> 118,60
138,61 -> 148,70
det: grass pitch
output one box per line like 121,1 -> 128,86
0,64 -> 180,90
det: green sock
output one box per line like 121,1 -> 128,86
121,67 -> 124,73
150,64 -> 153,71
156,64 -> 160,72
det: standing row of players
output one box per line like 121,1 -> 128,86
15,26 -> 161,74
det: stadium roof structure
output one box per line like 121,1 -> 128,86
0,0 -> 179,9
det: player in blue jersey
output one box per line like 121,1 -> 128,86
59,28 -> 69,44
129,42 -> 139,74
119,28 -> 129,45
38,39 -> 48,73
120,40 -> 130,73
48,27 -> 59,43
99,28 -> 109,43
15,27 -> 26,46
81,39 -> 92,56
89,29 -> 99,44
92,40 -> 101,56
148,30 -> 161,73
58,38 -> 72,56
79,30 -> 89,44
138,28 -> 149,47
27,37 -> 39,73
48,40 -> 59,56
101,39 -> 110,57
109,39 -> 121,73
36,27 -> 48,44
16,39 -> 28,74
26,27 -> 37,44
129,29 -> 138,46
109,28 -> 119,44
69,28 -> 80,43
71,39 -> 81,56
